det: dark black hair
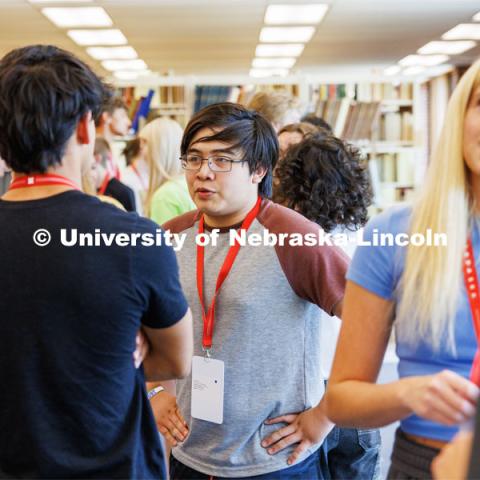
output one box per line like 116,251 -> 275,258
301,113 -> 333,133
274,131 -> 372,232
181,102 -> 279,198
0,45 -> 112,173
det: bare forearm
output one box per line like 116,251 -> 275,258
143,350 -> 188,382
326,378 -> 413,428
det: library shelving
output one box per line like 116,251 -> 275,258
114,70 -> 466,212
309,80 -> 421,211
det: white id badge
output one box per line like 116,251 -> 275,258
191,355 -> 224,424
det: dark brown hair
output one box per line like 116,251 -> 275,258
181,102 -> 279,198
274,131 -> 372,232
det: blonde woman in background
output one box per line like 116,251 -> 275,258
248,91 -> 301,132
325,59 -> 480,479
140,117 -> 195,224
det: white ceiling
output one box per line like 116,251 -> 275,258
0,0 -> 479,79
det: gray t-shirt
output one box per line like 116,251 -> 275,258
164,199 -> 348,477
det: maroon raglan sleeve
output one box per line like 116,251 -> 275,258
162,209 -> 200,234
257,200 -> 349,315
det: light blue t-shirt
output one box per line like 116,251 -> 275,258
347,205 -> 477,441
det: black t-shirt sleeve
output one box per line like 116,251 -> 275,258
133,218 -> 188,328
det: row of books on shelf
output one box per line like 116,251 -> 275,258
158,85 -> 185,105
313,82 -> 413,102
369,152 -> 416,185
379,111 -> 414,142
356,82 -> 413,102
193,86 -> 237,112
193,84 -> 299,112
119,86 -> 186,112
369,152 -> 416,207
315,98 -> 381,140
314,83 -> 349,100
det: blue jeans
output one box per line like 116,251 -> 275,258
322,426 -> 381,480
171,449 -> 325,479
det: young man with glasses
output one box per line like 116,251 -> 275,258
148,102 -> 349,479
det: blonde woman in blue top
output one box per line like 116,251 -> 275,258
326,59 -> 480,479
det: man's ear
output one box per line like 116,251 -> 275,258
252,166 -> 268,185
77,112 -> 93,145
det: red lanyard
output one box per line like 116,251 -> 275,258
196,197 -> 261,353
107,156 -> 120,181
98,172 -> 111,196
131,164 -> 147,190
463,238 -> 480,386
9,173 -> 80,191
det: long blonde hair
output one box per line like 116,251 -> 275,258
397,60 -> 480,352
139,117 -> 183,217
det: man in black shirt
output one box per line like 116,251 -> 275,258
94,137 -> 137,212
0,45 -> 193,478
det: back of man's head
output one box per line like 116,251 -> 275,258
95,96 -> 129,133
182,102 -> 279,198
0,45 -> 110,174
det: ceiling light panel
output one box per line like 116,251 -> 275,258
442,24 -> 480,40
399,54 -> 449,67
102,59 -> 148,71
384,65 -> 401,76
249,68 -> 289,78
29,0 -> 93,3
255,44 -> 304,57
113,71 -> 140,81
260,27 -> 315,43
114,71 -> 152,80
67,29 -> 127,46
41,7 -> 112,28
402,66 -> 426,76
264,4 -> 328,25
87,46 -> 138,60
417,40 -> 476,55
252,57 -> 296,68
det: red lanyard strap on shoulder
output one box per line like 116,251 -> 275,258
98,172 -> 111,196
9,173 -> 80,191
196,197 -> 262,352
464,238 -> 480,386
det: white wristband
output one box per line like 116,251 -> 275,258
147,386 -> 165,400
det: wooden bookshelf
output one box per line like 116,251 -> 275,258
310,81 -> 420,211
117,85 -> 191,128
